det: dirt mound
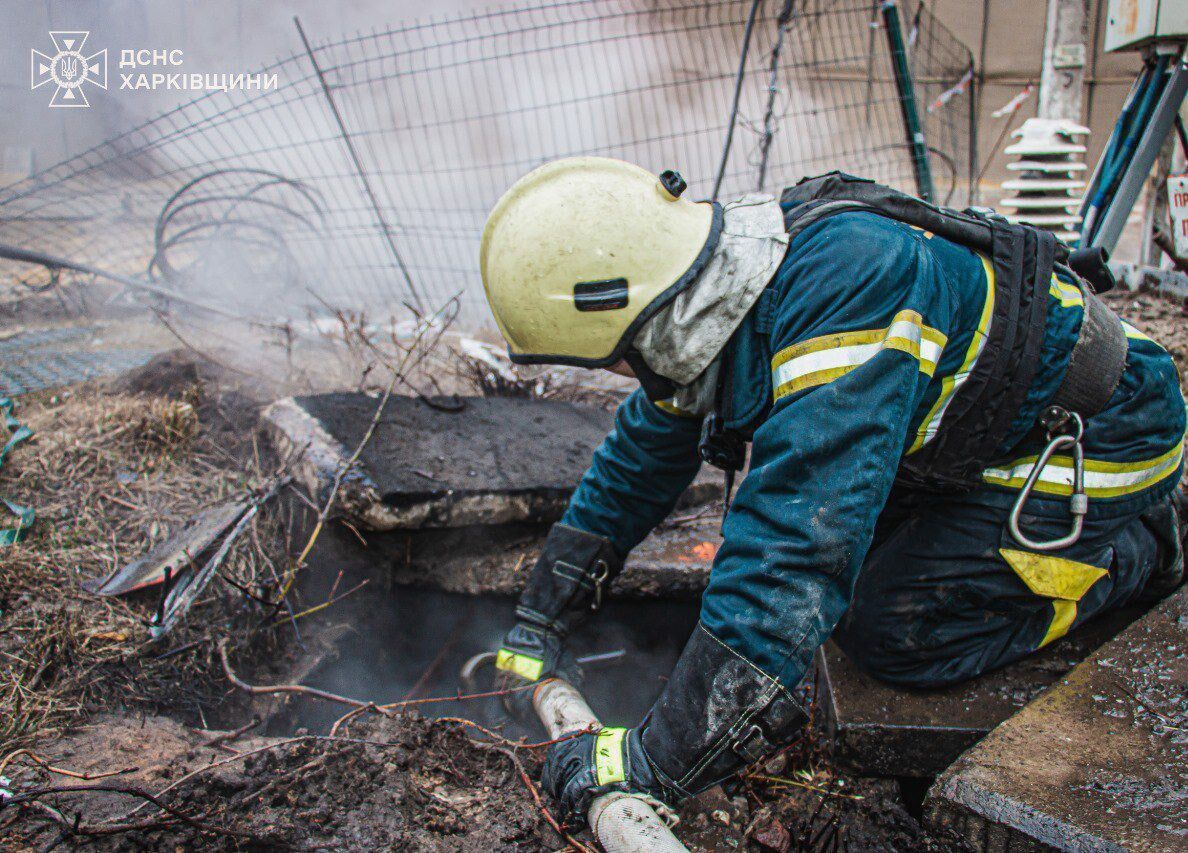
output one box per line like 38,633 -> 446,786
1,713 -> 558,851
163,717 -> 554,850
104,348 -> 204,399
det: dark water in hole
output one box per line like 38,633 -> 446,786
277,587 -> 701,738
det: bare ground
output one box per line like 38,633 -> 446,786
1,288 -> 1185,851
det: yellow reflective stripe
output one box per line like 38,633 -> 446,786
654,399 -> 698,418
1122,322 -> 1148,341
885,317 -> 947,377
594,726 -> 627,785
999,549 -> 1107,648
909,253 -> 996,453
772,327 -> 890,367
1042,600 -> 1078,647
495,649 -> 543,682
983,439 -> 1184,498
1121,320 -> 1161,346
999,549 -> 1108,599
771,310 -> 947,400
1049,274 -> 1083,308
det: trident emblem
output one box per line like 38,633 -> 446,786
31,31 -> 107,107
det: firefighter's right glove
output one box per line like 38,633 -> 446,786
541,726 -> 670,828
495,523 -> 621,719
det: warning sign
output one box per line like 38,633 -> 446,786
1169,174 -> 1188,259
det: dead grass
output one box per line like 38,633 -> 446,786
0,381 -> 286,751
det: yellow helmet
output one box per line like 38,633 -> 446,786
479,156 -> 721,367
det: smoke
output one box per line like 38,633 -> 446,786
1,0 -> 478,167
1,0 -> 973,395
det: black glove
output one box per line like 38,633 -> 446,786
541,726 -> 669,827
495,523 -> 621,715
541,623 -> 807,824
494,629 -> 582,721
637,622 -> 807,802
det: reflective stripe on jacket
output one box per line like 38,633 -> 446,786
562,209 -> 1185,691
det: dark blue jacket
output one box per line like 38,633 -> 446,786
561,209 -> 1185,691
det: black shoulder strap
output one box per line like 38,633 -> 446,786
902,220 -> 1054,487
779,172 -> 1051,489
1050,282 -> 1127,415
781,171 -> 1000,255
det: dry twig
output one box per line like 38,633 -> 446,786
218,637 -> 536,714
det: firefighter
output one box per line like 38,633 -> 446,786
478,157 -> 1185,825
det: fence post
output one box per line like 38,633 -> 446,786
881,1 -> 935,202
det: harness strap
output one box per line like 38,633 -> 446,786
1049,283 -> 1127,417
773,172 -> 1129,492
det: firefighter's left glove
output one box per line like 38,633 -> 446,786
494,625 -> 581,721
496,523 -> 621,719
541,726 -> 672,828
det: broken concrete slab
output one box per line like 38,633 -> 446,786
388,514 -> 720,597
265,393 -> 612,530
818,606 -> 1144,779
284,504 -> 719,601
265,392 -> 721,530
925,588 -> 1188,851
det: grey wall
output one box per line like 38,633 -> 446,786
928,0 -> 1146,192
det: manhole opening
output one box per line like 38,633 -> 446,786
272,537 -> 701,738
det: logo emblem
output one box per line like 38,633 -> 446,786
31,31 -> 107,107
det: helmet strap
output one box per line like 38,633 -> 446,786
697,341 -> 746,530
623,349 -> 676,402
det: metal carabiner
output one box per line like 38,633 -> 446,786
1008,410 -> 1088,552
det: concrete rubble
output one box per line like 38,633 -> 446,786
817,606 -> 1144,778
266,392 -> 723,596
925,588 -> 1188,851
265,393 -> 618,529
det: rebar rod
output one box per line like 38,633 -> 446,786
293,15 -> 425,311
712,0 -> 763,201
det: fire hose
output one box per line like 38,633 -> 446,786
532,678 -> 689,853
459,652 -> 688,852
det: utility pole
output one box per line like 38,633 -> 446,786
1038,0 -> 1089,121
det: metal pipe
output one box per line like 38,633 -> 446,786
0,242 -> 262,325
532,679 -> 689,853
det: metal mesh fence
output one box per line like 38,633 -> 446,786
0,0 -> 974,329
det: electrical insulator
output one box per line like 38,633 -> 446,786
999,117 -> 1090,243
